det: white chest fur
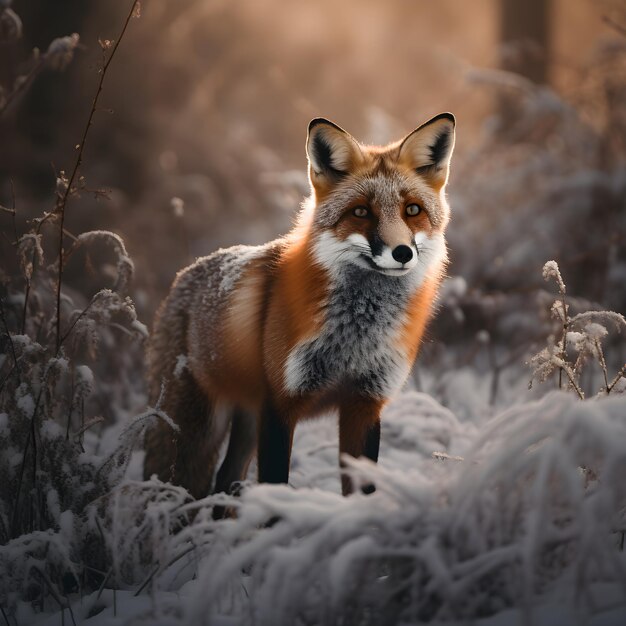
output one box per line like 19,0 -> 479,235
283,267 -> 417,398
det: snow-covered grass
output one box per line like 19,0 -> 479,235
17,388 -> 626,626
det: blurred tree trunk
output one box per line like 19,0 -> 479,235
497,0 -> 551,131
500,0 -> 550,83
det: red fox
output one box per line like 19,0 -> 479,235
144,113 -> 455,499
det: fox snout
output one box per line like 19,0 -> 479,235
367,223 -> 419,271
369,240 -> 418,272
391,245 -> 413,264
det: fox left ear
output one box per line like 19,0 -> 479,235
306,118 -> 363,192
398,113 -> 455,188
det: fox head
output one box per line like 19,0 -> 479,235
304,113 -> 455,280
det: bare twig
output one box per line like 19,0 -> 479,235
558,359 -> 585,400
58,295 -> 97,350
558,294 -> 568,390
602,15 -> 626,38
73,416 -> 105,439
37,567 -> 77,626
0,298 -> 20,380
95,567 -> 114,600
53,0 -> 140,352
0,54 -> 46,117
10,379 -> 45,537
21,275 -> 31,335
8,179 -> 19,245
606,365 -> 626,394
132,542 -> 199,598
134,563 -> 160,597
1,185 -> 33,348
594,339 -> 610,393
0,363 -> 16,396
65,367 -> 75,440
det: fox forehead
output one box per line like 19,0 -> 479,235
312,163 -> 448,231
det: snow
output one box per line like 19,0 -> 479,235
15,387 -> 35,418
12,387 -> 624,625
173,354 -> 188,378
214,244 -> 266,296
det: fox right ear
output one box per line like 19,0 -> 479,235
306,119 -> 362,190
398,113 -> 456,189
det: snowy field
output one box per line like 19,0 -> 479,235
6,370 -> 625,626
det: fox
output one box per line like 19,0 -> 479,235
143,112 -> 455,501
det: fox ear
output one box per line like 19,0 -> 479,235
306,118 -> 362,188
398,113 -> 455,188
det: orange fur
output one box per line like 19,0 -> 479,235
144,113 -> 455,500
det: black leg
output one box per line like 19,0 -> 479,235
212,407 -> 257,520
361,418 -> 381,494
363,419 -> 381,463
214,407 -> 257,494
257,400 -> 293,485
339,396 -> 383,496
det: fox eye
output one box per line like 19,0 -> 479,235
353,206 -> 369,218
406,203 -> 421,216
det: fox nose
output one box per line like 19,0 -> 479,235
391,245 -> 413,264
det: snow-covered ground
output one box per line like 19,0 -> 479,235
20,381 -> 626,626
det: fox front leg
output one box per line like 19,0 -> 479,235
257,399 -> 295,485
339,395 -> 383,496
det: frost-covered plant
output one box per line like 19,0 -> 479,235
0,0 -> 150,617
124,392 -> 625,626
0,0 -> 79,116
530,260 -> 626,398
0,234 -> 148,610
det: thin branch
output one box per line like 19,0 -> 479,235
9,179 -> 18,245
95,567 -> 114,601
0,606 -> 10,626
54,0 -> 140,352
0,54 -> 46,117
558,293 -> 568,391
58,296 -> 97,350
602,15 -> 626,38
37,567 -> 77,626
558,359 -> 585,400
21,277 -> 31,335
134,563 -> 160,597
133,543 -> 198,597
10,380 -> 45,537
0,298 -> 20,380
606,365 -> 626,394
0,363 -> 16,396
65,368 -> 75,440
73,416 -> 104,439
594,339 -> 610,393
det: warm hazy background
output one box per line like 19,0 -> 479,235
1,0 -> 625,361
